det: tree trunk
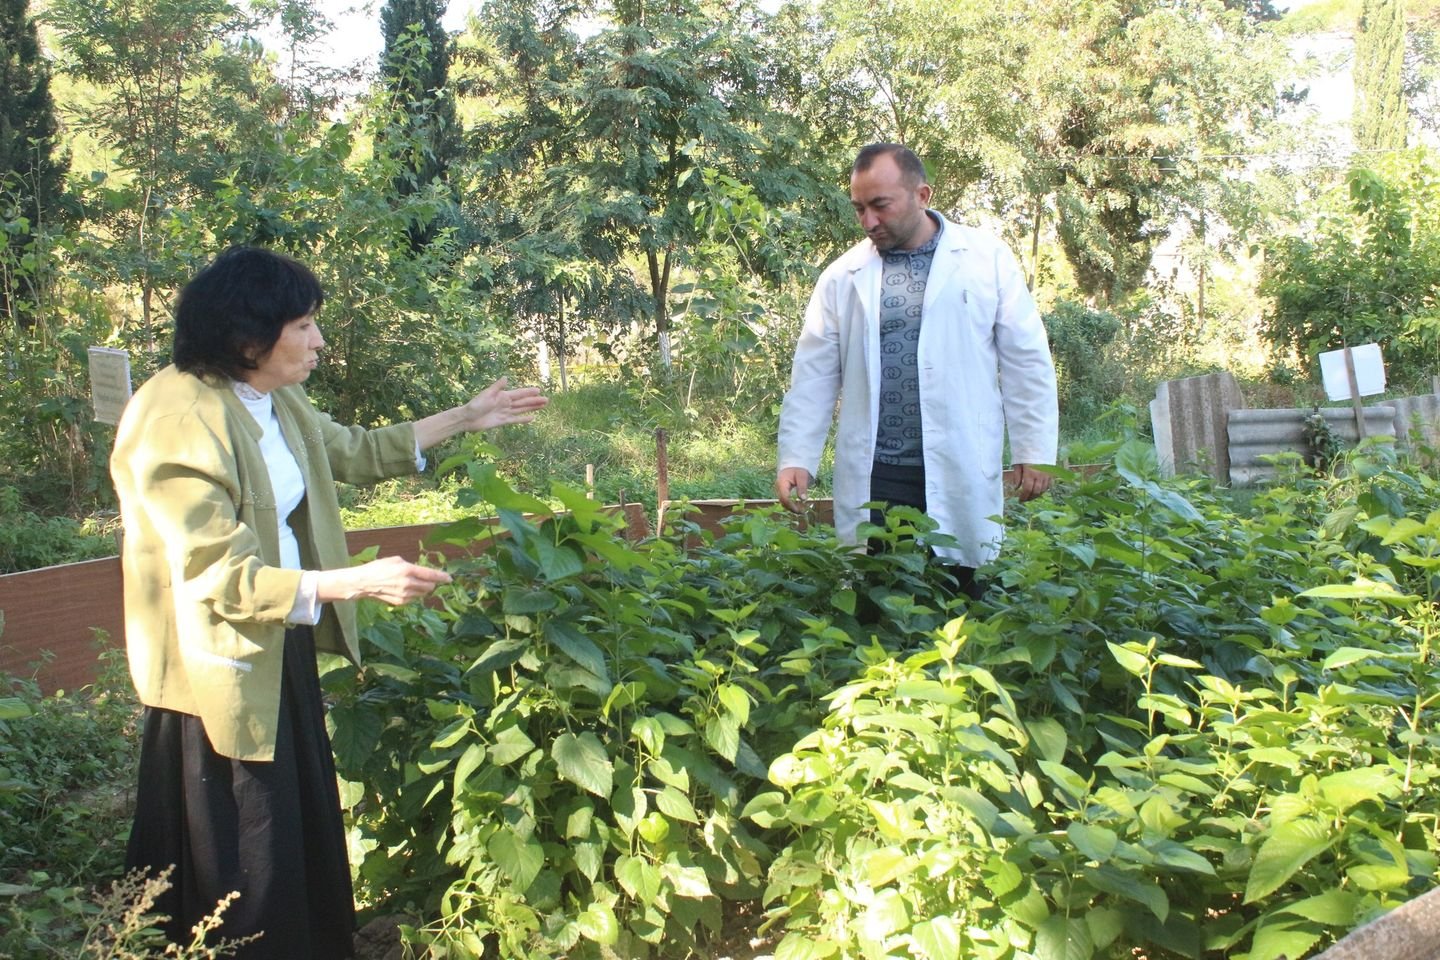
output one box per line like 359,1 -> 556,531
536,330 -> 552,385
647,246 -> 673,371
1029,193 -> 1042,290
1196,206 -> 1206,326
557,292 -> 570,393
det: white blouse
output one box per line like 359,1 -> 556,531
233,380 -> 321,625
231,380 -> 427,625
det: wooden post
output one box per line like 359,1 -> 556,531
655,428 -> 669,512
585,463 -> 595,500
1344,346 -> 1369,439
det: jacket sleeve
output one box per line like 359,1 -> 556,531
991,240 -> 1059,466
119,410 -> 302,626
777,272 -> 843,478
292,394 -> 420,485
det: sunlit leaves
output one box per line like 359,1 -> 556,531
552,731 -> 613,798
1245,818 -> 1333,903
329,452 -> 1440,960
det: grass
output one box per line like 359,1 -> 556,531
344,378 -> 790,526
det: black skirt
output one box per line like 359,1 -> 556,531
125,626 -> 355,959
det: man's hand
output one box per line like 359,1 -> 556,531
1009,463 -> 1053,502
776,467 -> 811,513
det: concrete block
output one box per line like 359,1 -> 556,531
1382,395 -> 1440,451
1150,371 -> 1246,481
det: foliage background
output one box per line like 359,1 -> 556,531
7,0 -> 1439,556
7,1 -> 1440,955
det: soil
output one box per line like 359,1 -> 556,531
354,914 -> 409,960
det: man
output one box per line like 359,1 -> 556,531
775,143 -> 1058,595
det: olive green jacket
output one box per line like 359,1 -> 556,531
111,365 -> 418,760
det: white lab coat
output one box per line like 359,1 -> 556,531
777,214 -> 1058,568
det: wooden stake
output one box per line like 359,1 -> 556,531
655,428 -> 670,515
1344,346 -> 1368,439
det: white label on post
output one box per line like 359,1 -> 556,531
1319,342 -> 1385,402
88,347 -> 132,425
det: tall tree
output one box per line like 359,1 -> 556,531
466,0 -> 833,372
378,0 -> 460,249
453,0 -> 634,381
0,0 -> 66,227
816,0 -> 1284,306
1354,0 -> 1409,152
1222,0 -> 1281,22
0,0 -> 68,326
47,0 -> 294,342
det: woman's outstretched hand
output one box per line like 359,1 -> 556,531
458,376 -> 549,432
413,376 -> 550,450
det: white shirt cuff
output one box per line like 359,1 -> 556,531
286,570 -> 323,625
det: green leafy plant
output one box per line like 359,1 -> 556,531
751,442 -> 1440,959
323,438 -> 1440,958
327,460 -> 963,957
0,644 -> 137,887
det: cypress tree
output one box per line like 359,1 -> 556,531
0,0 -> 67,324
377,0 -> 459,249
1353,0 -> 1408,153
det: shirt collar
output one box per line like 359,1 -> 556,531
230,379 -> 275,427
232,378 -> 266,402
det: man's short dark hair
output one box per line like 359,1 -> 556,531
172,246 -> 326,382
853,143 -> 928,186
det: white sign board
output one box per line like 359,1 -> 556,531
1319,343 -> 1385,402
88,347 -> 132,425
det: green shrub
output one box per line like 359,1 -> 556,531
758,442 -> 1440,959
0,644 -> 151,957
1044,300 -> 1126,428
0,484 -> 115,573
1260,150 -> 1440,391
327,461 -> 962,957
0,645 -> 138,886
326,442 -> 1440,959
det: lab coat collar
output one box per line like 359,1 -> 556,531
843,211 -> 967,273
844,211 -> 970,318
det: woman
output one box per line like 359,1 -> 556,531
110,246 -> 547,957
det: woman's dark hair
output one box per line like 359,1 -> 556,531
172,246 -> 325,380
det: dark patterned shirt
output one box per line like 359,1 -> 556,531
875,212 -> 942,465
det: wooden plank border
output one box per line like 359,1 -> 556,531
0,504 -> 650,694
